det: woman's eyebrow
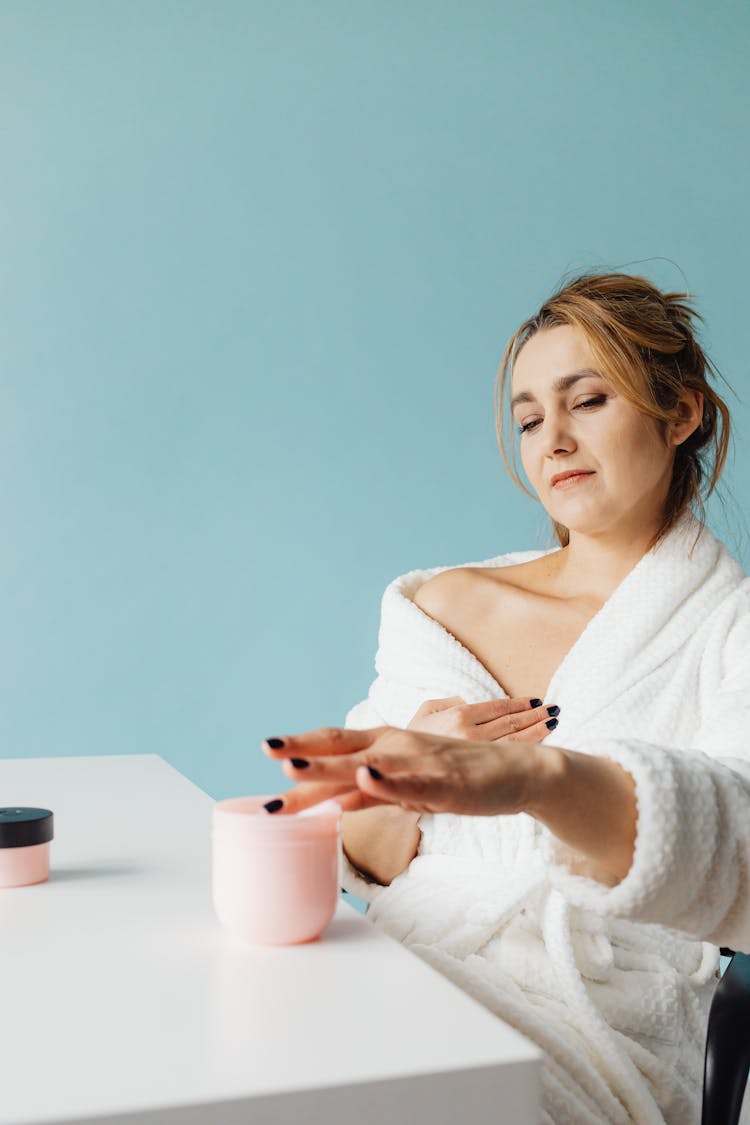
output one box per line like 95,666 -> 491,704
510,367 -> 604,411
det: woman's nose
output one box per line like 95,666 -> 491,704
540,414 -> 576,455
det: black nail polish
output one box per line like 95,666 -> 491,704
546,705 -> 560,717
266,738 -> 285,749
289,758 -> 309,769
367,766 -> 383,780
545,717 -> 558,731
530,698 -> 543,708
263,798 -> 284,813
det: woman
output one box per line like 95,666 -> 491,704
261,271 -> 750,1124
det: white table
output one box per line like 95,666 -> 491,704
0,754 -> 540,1124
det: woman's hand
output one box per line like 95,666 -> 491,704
260,725 -> 556,817
407,695 -> 559,741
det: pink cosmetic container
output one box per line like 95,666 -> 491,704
212,796 -> 342,946
0,808 -> 54,888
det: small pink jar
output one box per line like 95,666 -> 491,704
212,796 -> 341,946
0,808 -> 54,888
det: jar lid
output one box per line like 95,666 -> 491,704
0,808 -> 54,849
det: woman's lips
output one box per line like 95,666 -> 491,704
552,472 -> 595,491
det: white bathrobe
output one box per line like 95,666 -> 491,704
339,513 -> 750,1125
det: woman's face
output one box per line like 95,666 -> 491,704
510,325 -> 678,539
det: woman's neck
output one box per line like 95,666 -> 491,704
549,519 -> 663,604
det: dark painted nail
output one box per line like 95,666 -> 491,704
530,698 -> 543,708
289,758 -> 309,769
367,766 -> 383,780
266,738 -> 285,749
546,705 -> 560,717
263,798 -> 284,813
545,717 -> 558,731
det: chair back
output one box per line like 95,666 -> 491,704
702,949 -> 750,1125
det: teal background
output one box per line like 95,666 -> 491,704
1,0 -> 748,889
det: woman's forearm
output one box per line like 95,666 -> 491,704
525,744 -> 638,885
342,806 -> 421,886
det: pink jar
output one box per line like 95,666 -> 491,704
212,796 -> 341,946
0,808 -> 54,888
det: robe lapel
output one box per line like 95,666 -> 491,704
545,515 -> 743,733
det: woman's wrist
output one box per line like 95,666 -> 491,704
522,742 -> 569,816
523,743 -> 637,884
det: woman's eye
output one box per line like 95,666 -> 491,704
517,395 -> 606,436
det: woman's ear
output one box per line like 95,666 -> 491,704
670,389 -> 704,447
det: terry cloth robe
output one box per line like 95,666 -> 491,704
339,512 -> 750,1125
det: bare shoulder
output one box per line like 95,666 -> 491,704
412,567 -> 480,619
412,554 -> 561,622
481,553 -> 562,595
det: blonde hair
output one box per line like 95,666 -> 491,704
494,270 -> 732,549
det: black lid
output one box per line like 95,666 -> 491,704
0,808 -> 54,849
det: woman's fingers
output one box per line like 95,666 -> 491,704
265,727 -> 539,819
261,727 -> 411,813
277,727 -> 425,786
352,737 -> 534,818
262,779 -> 362,815
475,701 -> 559,740
280,754 -> 363,784
353,762 -> 468,815
260,718 -> 558,820
468,696 -> 544,725
262,725 -> 389,760
262,777 -> 396,816
498,713 -> 559,742
355,765 -> 425,811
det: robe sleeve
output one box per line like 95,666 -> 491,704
538,620 -> 750,952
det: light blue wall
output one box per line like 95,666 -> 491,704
1,0 -> 748,822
